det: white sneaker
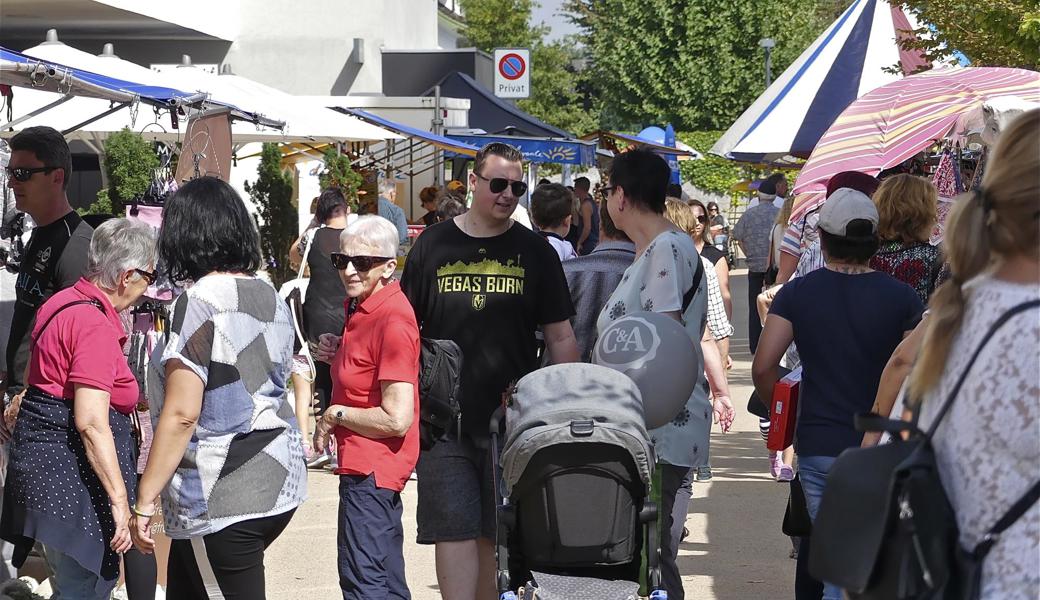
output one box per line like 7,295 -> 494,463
306,452 -> 330,469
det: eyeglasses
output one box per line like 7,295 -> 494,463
5,166 -> 59,182
134,268 -> 158,285
475,173 -> 528,197
330,253 -> 394,272
694,215 -> 708,224
599,186 -> 616,200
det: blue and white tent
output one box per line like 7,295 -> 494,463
711,0 -> 929,165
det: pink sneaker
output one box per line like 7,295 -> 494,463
777,464 -> 795,482
769,452 -> 783,479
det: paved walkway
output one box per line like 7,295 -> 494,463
265,270 -> 795,599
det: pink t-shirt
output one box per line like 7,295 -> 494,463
27,278 -> 139,414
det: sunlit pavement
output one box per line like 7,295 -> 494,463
266,270 -> 794,599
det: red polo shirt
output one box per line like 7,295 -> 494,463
27,278 -> 139,414
331,281 -> 420,492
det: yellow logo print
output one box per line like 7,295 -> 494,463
472,294 -> 486,311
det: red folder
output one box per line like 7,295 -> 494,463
767,367 -> 803,452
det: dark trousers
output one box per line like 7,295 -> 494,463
124,476 -> 156,600
659,464 -> 696,600
338,474 -> 410,600
747,270 -> 767,355
167,510 -> 295,600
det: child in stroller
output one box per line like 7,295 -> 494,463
490,364 -> 667,600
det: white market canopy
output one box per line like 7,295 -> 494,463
2,33 -> 398,145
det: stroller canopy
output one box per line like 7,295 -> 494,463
501,364 -> 654,495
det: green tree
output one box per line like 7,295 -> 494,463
459,0 -> 595,135
564,0 -> 830,130
95,128 -> 159,214
892,0 -> 1039,68
318,147 -> 363,211
678,130 -> 767,202
246,143 -> 296,286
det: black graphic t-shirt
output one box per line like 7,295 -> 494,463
401,219 -> 575,436
6,211 -> 92,392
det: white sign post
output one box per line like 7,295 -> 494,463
493,48 -> 530,99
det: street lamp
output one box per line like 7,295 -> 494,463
759,37 -> 775,87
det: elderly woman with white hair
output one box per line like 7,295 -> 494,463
313,215 -> 420,599
0,218 -> 156,599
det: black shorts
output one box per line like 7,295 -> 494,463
415,435 -> 496,544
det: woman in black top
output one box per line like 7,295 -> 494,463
689,199 -> 733,321
290,189 -> 351,467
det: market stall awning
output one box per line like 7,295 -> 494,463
1,46 -> 201,105
791,67 -> 1040,221
711,0 -> 929,165
1,44 -> 287,138
582,130 -> 699,159
340,108 -> 478,156
425,71 -> 571,138
446,133 -> 596,166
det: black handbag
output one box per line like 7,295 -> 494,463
783,473 -> 812,537
809,299 -> 1040,600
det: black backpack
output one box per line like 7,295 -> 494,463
809,300 -> 1040,600
418,337 -> 464,449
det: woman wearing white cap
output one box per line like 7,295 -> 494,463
751,187 -> 925,600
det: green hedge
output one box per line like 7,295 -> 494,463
677,130 -> 763,199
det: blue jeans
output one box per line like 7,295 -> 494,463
797,455 -> 842,600
42,544 -> 116,600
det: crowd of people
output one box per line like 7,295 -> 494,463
0,107 -> 1035,600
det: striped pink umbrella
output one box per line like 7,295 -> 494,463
791,67 -> 1040,221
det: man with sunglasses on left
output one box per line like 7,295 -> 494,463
1,126 -> 93,411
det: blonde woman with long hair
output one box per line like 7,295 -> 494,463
908,109 -> 1040,600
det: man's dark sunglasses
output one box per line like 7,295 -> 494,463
475,173 -> 527,197
135,269 -> 158,285
599,185 -> 616,200
5,166 -> 59,182
330,253 -> 394,272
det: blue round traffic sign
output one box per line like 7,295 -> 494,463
499,53 -> 526,80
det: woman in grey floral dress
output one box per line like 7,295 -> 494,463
595,149 -> 734,600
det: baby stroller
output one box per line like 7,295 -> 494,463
490,364 -> 666,599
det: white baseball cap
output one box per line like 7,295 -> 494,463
818,187 -> 878,237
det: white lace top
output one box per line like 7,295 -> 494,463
918,274 -> 1040,600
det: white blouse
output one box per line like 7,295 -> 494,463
918,274 -> 1040,600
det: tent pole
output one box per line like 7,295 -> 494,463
61,102 -> 131,136
1,94 -> 74,130
432,85 -> 444,187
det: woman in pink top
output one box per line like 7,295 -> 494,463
0,218 -> 157,599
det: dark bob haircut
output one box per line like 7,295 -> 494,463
819,220 -> 879,264
315,187 -> 349,224
608,148 -> 670,214
158,176 -> 262,282
10,126 -> 73,191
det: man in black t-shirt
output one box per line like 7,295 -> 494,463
401,142 -> 578,600
1,127 -> 92,400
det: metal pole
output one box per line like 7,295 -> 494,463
765,47 -> 773,87
432,85 -> 444,187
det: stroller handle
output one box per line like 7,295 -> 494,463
489,405 -> 506,436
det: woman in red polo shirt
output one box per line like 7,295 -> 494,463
0,218 -> 156,599
313,215 -> 420,600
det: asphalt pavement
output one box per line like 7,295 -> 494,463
265,269 -> 795,599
